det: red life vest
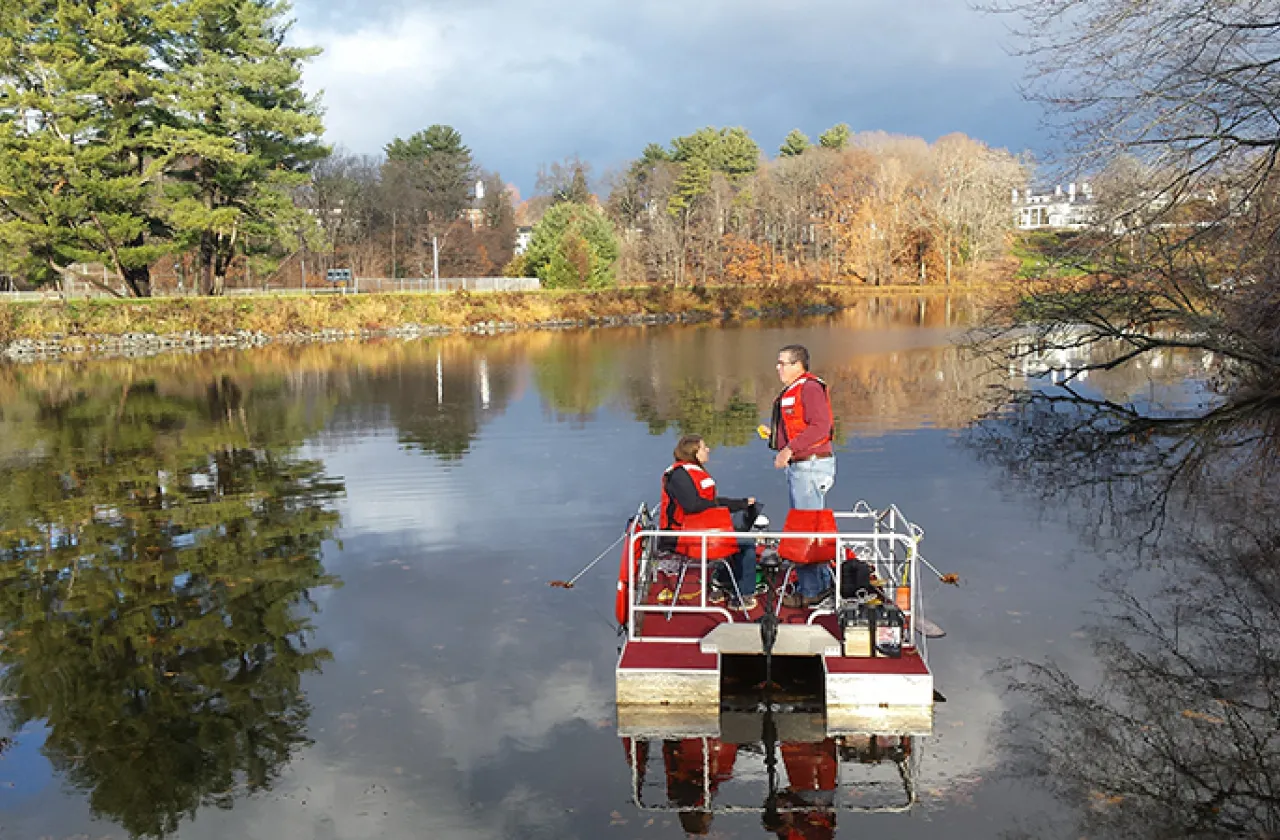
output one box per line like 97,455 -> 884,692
781,739 -> 838,792
663,738 -> 739,806
660,462 -> 716,528
660,462 -> 738,560
771,372 -> 832,452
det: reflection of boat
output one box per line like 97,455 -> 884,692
616,503 -> 935,737
620,701 -> 921,836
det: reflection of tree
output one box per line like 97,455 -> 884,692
1000,479 -> 1280,838
970,380 -> 1280,838
531,335 -> 621,420
969,384 -> 1278,555
630,380 -> 760,446
365,347 -> 516,460
0,372 -> 343,838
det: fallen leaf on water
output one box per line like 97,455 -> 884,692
1182,709 -> 1226,725
609,809 -> 627,825
1089,790 -> 1125,807
645,818 -> 654,827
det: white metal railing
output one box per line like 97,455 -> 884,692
623,501 -> 928,658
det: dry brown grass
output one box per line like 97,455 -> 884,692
0,283 -> 984,345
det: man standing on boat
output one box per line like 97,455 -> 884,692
767,344 -> 836,605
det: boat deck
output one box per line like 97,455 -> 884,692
617,563 -> 934,736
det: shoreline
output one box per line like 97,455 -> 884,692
0,284 -> 992,363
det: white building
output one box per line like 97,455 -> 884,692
513,226 -> 534,255
1015,182 -> 1097,230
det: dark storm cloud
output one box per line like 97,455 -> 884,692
292,0 -> 1042,191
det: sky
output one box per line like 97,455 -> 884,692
290,0 -> 1048,195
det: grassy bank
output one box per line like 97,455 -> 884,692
0,283 -> 985,346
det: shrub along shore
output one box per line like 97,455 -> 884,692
0,284 -> 981,361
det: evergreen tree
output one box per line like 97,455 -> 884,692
779,129 -> 811,157
561,164 -> 592,205
0,0 -> 170,296
384,124 -> 477,226
523,202 -> 619,289
159,0 -> 327,295
818,123 -> 851,150
670,126 -> 760,180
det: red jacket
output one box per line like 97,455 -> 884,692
771,373 -> 833,460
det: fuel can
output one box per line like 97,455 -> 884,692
873,603 -> 905,658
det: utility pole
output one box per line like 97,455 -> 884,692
391,209 -> 398,291
432,235 -> 439,291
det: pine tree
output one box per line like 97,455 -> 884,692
818,123 -> 851,150
779,129 -> 811,157
0,0 -> 171,296
159,0 -> 327,295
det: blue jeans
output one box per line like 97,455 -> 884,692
725,540 -> 758,603
788,457 -> 836,598
787,457 -> 836,509
711,535 -> 757,599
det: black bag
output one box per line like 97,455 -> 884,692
839,558 -> 877,600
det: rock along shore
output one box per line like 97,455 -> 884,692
0,304 -> 841,364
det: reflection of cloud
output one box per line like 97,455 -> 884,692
416,660 -> 611,775
176,751 -> 506,840
304,434 -> 471,543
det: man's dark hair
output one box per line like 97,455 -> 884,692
779,344 -> 810,371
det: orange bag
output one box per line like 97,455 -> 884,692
778,509 -> 837,565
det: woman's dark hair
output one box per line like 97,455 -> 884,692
673,434 -> 704,463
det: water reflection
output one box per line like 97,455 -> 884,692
622,711 -> 919,839
0,297 -> 1051,839
970,358 -> 1280,837
0,366 -> 344,837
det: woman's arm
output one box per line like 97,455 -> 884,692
714,496 -> 749,512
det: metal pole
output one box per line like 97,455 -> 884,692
392,209 -> 398,291
300,254 -> 305,290
432,236 -> 439,291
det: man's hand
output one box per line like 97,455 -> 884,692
773,447 -> 791,469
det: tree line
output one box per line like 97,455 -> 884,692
302,123 -> 1029,292
0,0 -> 1029,297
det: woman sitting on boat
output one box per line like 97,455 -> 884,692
660,435 -> 758,610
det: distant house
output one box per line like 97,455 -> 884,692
514,226 -> 534,255
1014,183 -> 1097,230
461,178 -> 486,229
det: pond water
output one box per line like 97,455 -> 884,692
0,295 -> 1268,839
